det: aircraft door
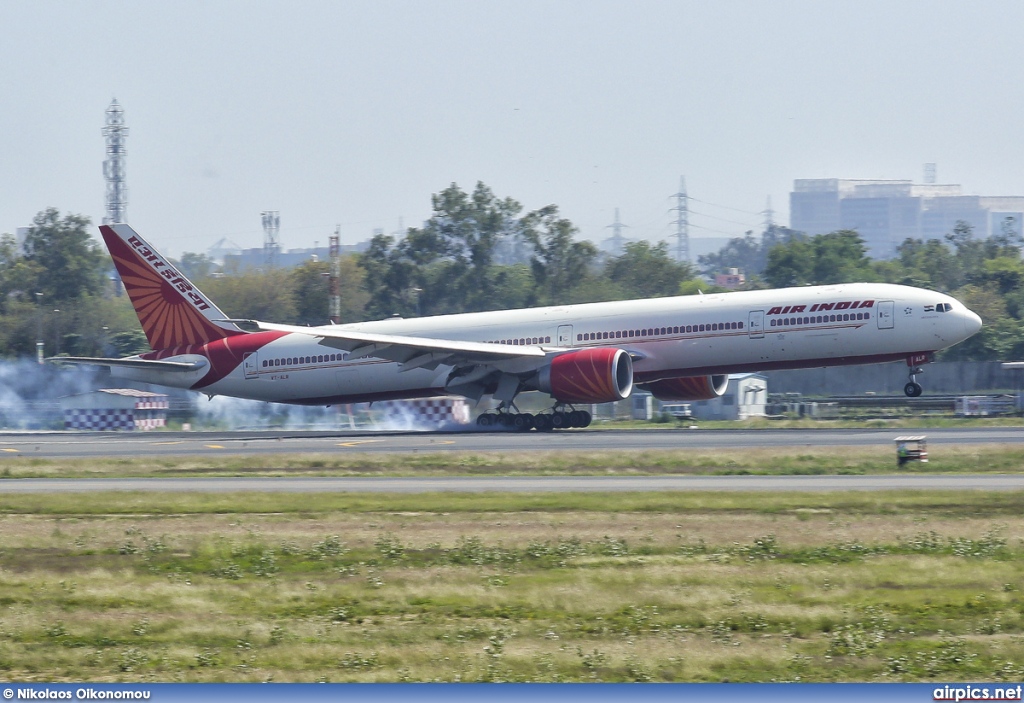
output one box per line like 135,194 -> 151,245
557,325 -> 574,347
748,311 -> 764,339
242,352 -> 259,379
877,301 -> 894,329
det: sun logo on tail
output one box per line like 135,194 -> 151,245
101,225 -> 243,350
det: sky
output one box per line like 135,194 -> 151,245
4,0 -> 1024,259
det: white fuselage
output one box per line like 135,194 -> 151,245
112,282 -> 981,405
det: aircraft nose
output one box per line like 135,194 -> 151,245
963,309 -> 982,338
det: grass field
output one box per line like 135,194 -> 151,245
1,489 -> 1023,682
5,443 -> 1024,479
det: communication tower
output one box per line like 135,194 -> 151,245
762,195 -> 775,232
924,163 -> 937,185
261,211 -> 280,268
604,208 -> 628,256
670,177 -> 690,263
102,99 -> 129,224
329,226 -> 341,324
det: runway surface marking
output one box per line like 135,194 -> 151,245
336,440 -> 386,447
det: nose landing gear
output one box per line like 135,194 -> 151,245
903,353 -> 932,397
904,366 -> 924,397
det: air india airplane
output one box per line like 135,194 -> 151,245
56,223 -> 982,431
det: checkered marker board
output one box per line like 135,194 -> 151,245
378,398 -> 470,428
63,410 -> 135,431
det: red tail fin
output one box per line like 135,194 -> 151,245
100,224 -> 244,350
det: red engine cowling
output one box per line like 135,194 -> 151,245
537,348 -> 633,403
639,375 -> 729,401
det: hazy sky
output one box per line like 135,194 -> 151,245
4,1 -> 1024,258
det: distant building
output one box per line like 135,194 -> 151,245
206,237 -> 243,265
790,178 -> 1024,259
223,242 -> 369,272
714,268 -> 746,289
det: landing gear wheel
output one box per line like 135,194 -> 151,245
577,410 -> 592,428
513,413 -> 534,431
476,414 -> 494,428
904,382 -> 923,398
568,410 -> 585,427
534,414 -> 554,432
551,412 -> 569,429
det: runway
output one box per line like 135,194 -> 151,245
0,426 -> 1020,458
3,474 -> 1024,493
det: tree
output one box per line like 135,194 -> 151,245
809,231 -> 876,284
359,183 -> 600,316
359,233 -> 419,319
605,241 -> 693,299
698,224 -> 802,279
201,269 -> 297,322
764,238 -> 814,287
763,230 -> 875,287
291,256 -> 369,325
523,205 -> 597,304
21,209 -> 106,303
176,252 -> 217,281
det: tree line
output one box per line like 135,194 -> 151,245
6,183 -> 1023,362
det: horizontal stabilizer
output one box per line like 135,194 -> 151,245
48,356 -> 209,372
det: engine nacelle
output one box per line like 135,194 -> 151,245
536,348 -> 633,404
639,375 -> 729,401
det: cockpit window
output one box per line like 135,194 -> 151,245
936,303 -> 952,313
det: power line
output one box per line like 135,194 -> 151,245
687,195 -> 762,217
688,208 -> 760,228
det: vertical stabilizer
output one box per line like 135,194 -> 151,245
100,224 -> 244,350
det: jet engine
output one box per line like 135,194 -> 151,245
638,374 -> 729,401
536,348 -> 633,404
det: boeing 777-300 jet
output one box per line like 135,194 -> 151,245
55,223 -> 983,431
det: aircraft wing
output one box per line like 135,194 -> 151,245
48,356 -> 209,372
247,321 -> 548,371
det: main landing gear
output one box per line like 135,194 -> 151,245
475,403 -> 592,432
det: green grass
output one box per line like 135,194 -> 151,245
1,490 -> 1024,682
4,443 -> 1024,479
